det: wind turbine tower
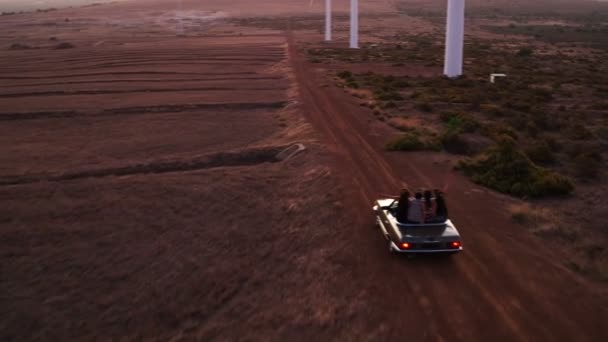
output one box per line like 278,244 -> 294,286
350,0 -> 359,48
177,0 -> 184,35
325,0 -> 332,41
444,0 -> 465,78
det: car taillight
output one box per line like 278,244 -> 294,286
399,242 -> 411,249
451,241 -> 461,248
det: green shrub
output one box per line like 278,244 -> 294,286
441,131 -> 472,155
505,100 -> 532,112
374,89 -> 403,101
565,142 -> 601,159
9,43 -> 32,50
346,80 -> 359,88
532,87 -> 553,101
53,42 -> 75,49
481,104 -> 507,117
481,123 -> 518,140
416,101 -> 433,112
572,152 -> 602,179
517,47 -> 534,57
383,101 -> 397,109
458,136 -> 573,197
543,136 -> 562,151
393,79 -> 411,88
507,113 -> 528,130
440,111 -> 480,133
567,123 -> 593,140
525,141 -> 556,164
532,111 -> 561,131
337,70 -> 353,79
386,132 -> 441,151
526,121 -> 539,137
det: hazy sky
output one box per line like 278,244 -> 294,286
0,0 -> 123,12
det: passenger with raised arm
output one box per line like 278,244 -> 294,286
407,191 -> 425,224
434,189 -> 448,222
423,190 -> 437,221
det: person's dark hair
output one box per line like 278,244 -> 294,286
415,191 -> 422,200
424,190 -> 432,207
434,189 -> 448,219
396,189 -> 410,223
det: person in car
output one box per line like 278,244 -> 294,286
395,188 -> 410,223
423,190 -> 437,220
434,189 -> 448,221
407,191 -> 425,224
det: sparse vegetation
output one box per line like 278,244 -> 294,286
459,136 -> 573,197
572,152 -> 602,179
337,71 -> 352,79
440,111 -> 481,134
509,202 -> 608,281
415,100 -> 433,112
53,42 -> 75,50
517,47 -> 534,57
525,141 -> 556,165
481,123 -> 518,141
483,24 -> 608,50
440,131 -> 472,155
509,203 -> 580,241
325,5 -> 607,201
9,43 -> 32,50
386,128 -> 441,152
232,15 -> 343,31
510,203 -> 551,226
36,8 -> 57,13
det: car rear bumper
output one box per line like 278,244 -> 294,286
389,241 -> 463,254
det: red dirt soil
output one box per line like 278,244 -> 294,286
1,0 -> 607,341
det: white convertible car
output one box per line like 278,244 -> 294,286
373,198 -> 463,254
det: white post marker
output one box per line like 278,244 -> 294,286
444,0 -> 466,78
490,73 -> 507,83
325,0 -> 332,41
350,0 -> 359,49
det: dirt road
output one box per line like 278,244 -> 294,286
287,32 -> 608,341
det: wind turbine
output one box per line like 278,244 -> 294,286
444,0 -> 465,78
350,0 -> 359,48
325,0 -> 332,41
177,0 -> 184,35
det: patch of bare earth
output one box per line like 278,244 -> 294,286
0,1 -> 361,340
